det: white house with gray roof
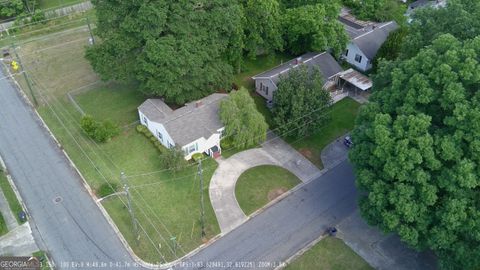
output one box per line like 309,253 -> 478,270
339,14 -> 398,71
251,52 -> 343,101
138,93 -> 228,160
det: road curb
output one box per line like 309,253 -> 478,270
274,234 -> 328,270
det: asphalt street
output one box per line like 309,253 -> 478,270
178,161 -> 357,270
0,67 -> 358,270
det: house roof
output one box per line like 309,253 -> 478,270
252,52 -> 343,85
351,21 -> 399,59
138,93 -> 228,146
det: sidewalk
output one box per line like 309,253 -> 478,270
0,222 -> 38,256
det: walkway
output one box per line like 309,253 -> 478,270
0,222 -> 38,256
209,132 -> 322,234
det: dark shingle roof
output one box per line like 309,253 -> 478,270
138,94 -> 228,146
252,52 -> 343,84
352,21 -> 399,59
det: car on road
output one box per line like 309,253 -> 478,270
344,136 -> 353,148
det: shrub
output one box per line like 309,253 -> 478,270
81,116 -> 120,143
145,131 -> 154,138
136,125 -> 147,133
220,137 -> 233,150
160,146 -> 187,171
96,182 -> 119,198
150,136 -> 157,142
157,145 -> 166,153
80,115 -> 98,138
192,153 -> 204,162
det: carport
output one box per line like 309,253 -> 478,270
337,68 -> 372,95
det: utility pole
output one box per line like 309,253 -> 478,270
12,43 -> 38,106
86,17 -> 95,45
198,160 -> 206,238
121,172 -> 138,240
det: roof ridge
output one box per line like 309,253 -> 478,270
353,21 -> 394,41
253,52 -> 326,79
148,99 -> 172,115
163,94 -> 224,125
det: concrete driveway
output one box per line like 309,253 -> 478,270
210,132 -> 322,234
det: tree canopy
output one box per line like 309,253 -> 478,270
342,0 -> 406,24
350,34 -> 480,270
401,0 -> 480,59
242,0 -> 283,58
282,3 -> 348,55
220,88 -> 268,149
272,66 -> 332,138
86,0 -> 244,104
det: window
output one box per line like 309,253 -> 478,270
345,49 -> 349,56
186,143 -> 198,154
260,82 -> 264,91
157,131 -> 163,141
143,116 -> 148,127
354,54 -> 362,63
168,142 -> 174,149
265,87 -> 269,95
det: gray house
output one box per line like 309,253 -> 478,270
251,52 -> 343,101
339,13 -> 398,71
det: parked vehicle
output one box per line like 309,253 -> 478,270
344,136 -> 353,148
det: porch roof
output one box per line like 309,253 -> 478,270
339,69 -> 372,91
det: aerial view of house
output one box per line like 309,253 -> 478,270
0,0 -> 478,270
339,11 -> 398,71
138,93 -> 227,160
252,52 -> 343,101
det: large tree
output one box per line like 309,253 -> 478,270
282,3 -> 348,55
0,0 -> 24,18
242,0 -> 283,58
350,34 -> 480,270
272,66 -> 332,138
401,0 -> 480,59
86,0 -> 244,104
220,88 -> 268,149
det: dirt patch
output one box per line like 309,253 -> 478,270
299,148 -> 313,159
267,187 -> 288,201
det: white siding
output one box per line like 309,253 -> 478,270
254,78 -> 277,101
182,128 -> 223,160
138,111 -> 175,149
344,43 -> 372,71
139,111 -> 224,160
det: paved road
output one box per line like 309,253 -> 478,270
0,69 -> 134,268
181,160 -> 358,269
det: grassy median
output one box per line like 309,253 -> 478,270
286,237 -> 373,270
235,165 -> 300,215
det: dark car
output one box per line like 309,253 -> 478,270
344,136 -> 353,148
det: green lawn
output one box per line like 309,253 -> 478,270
235,165 -> 301,215
233,53 -> 292,90
74,82 -> 145,126
0,212 -> 7,236
37,87 -> 220,263
286,98 -> 361,169
286,237 -> 373,270
32,250 -> 52,270
0,172 -> 24,224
